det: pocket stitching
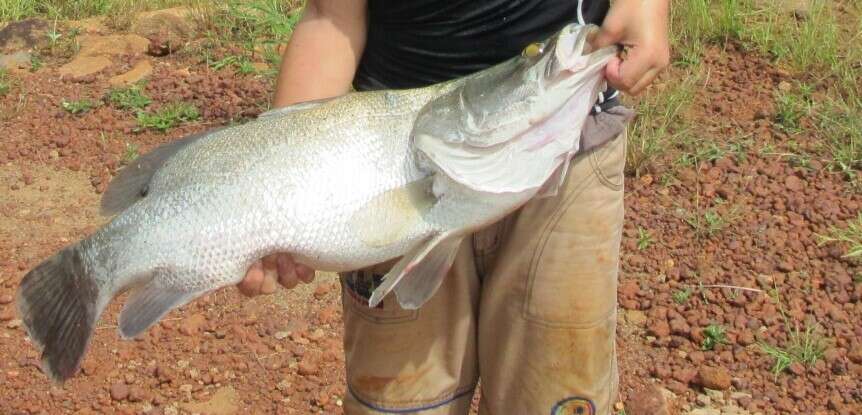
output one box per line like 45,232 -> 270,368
523,139 -> 624,327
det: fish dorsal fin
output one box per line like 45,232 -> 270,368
100,128 -> 222,215
368,231 -> 464,310
256,96 -> 339,120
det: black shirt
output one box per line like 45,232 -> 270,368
354,0 -> 615,108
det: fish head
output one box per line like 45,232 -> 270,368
415,24 -> 618,147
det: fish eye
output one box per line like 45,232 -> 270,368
522,42 -> 544,58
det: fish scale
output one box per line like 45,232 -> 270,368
15,23 -> 621,383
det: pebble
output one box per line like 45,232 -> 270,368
179,313 -> 206,336
0,308 -> 14,322
625,385 -> 670,415
648,320 -> 671,338
697,367 -> 732,390
110,383 -> 129,401
0,294 -> 12,304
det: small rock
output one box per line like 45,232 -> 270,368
308,328 -> 326,342
6,319 -> 21,329
669,318 -> 691,336
625,309 -> 647,326
128,385 -> 146,402
689,408 -> 721,415
110,383 -> 129,401
625,385 -> 671,415
0,294 -> 11,305
274,331 -> 289,340
314,283 -> 331,299
697,367 -> 732,390
705,388 -> 725,404
778,81 -> 793,92
297,360 -> 319,377
847,345 -> 862,364
648,320 -> 671,337
179,313 -> 206,336
784,175 -> 804,191
696,394 -> 711,407
0,308 -> 14,322
787,362 -> 806,375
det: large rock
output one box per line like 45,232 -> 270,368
68,17 -> 109,34
0,19 -> 49,53
109,59 -> 153,86
59,34 -> 149,78
132,7 -> 197,44
0,51 -> 30,72
58,55 -> 113,78
77,34 -> 149,58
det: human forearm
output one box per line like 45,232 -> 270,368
272,0 -> 368,107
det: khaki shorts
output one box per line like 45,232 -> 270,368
339,132 -> 626,415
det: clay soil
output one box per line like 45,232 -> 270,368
0,18 -> 860,415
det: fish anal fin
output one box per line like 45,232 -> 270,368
350,176 -> 436,248
118,281 -> 200,339
368,232 -> 464,310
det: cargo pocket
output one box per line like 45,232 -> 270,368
341,269 -> 419,324
522,133 -> 625,327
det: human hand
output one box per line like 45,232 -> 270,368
237,253 -> 316,297
590,0 -> 671,95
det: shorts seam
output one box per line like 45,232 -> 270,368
349,383 -> 476,413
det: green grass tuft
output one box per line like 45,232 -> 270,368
625,70 -> 699,177
759,324 -> 828,377
61,98 -> 98,114
701,324 -> 728,350
137,102 -> 199,132
121,142 -> 139,164
685,205 -> 740,239
0,69 -> 9,97
817,212 -> 862,258
107,84 -> 152,111
636,227 -> 654,250
672,288 -> 692,305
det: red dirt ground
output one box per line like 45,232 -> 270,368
0,18 -> 859,415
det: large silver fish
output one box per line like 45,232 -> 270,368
17,24 -> 618,382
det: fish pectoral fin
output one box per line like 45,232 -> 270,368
536,157 -> 571,199
118,280 -> 201,339
101,128 -> 222,216
368,232 -> 465,310
351,176 -> 437,248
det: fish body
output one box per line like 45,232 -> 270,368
17,24 -> 618,382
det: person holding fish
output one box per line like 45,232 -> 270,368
240,0 -> 670,413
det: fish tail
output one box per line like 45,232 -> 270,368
16,244 -> 105,383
